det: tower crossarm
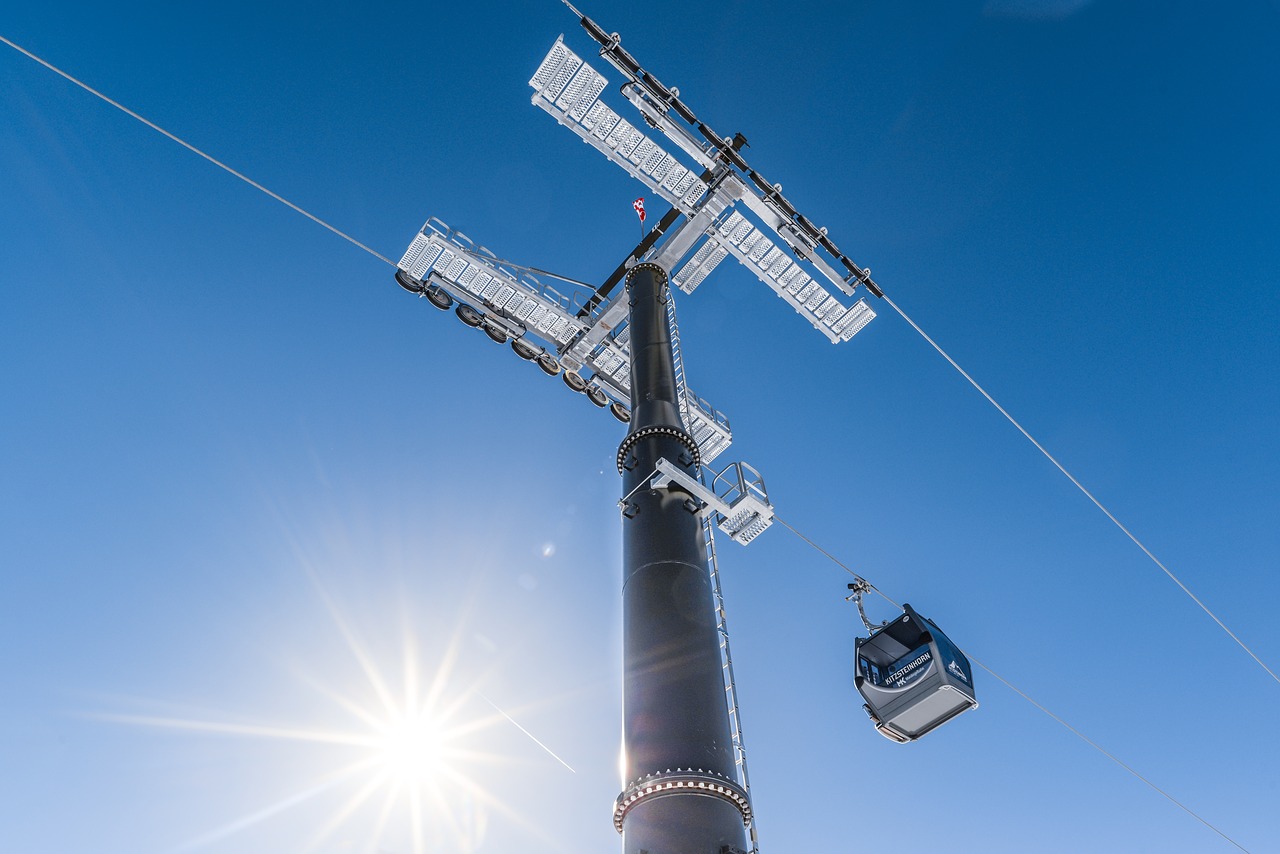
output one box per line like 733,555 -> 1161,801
675,208 -> 877,344
529,36 -> 713,216
395,216 -> 734,464
530,17 -> 882,346
398,217 -> 591,348
566,7 -> 884,302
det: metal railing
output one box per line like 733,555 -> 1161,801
701,512 -> 759,853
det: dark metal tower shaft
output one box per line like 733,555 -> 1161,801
613,263 -> 750,854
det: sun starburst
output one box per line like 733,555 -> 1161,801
94,579 -> 573,854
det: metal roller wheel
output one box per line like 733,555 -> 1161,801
395,269 -> 424,293
586,386 -> 609,407
562,371 -> 588,393
425,285 -> 453,310
511,340 -> 539,361
610,402 -> 631,423
537,353 -> 561,376
483,322 -> 508,344
456,304 -> 484,327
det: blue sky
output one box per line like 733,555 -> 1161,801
2,1 -> 1278,851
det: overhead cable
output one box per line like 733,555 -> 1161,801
772,515 -> 1251,853
878,294 -> 1279,687
0,34 -> 395,267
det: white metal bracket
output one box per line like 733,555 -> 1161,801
649,458 -> 775,545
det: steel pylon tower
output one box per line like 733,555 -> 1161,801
613,262 -> 751,853
394,6 -> 884,851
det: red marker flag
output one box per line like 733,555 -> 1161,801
633,196 -> 646,223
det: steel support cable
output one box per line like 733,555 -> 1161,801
1,36 -> 606,309
0,34 -> 395,267
502,262 -> 593,289
772,515 -> 1250,854
471,253 -> 596,290
878,294 -> 1280,687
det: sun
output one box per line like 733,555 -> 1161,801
95,583 -> 575,854
374,708 -> 447,786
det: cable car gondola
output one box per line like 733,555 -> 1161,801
854,602 -> 977,743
